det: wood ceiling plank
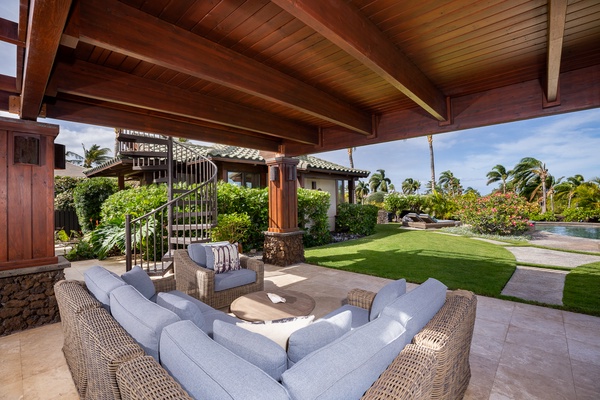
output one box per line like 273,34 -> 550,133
0,18 -> 21,46
52,60 -> 319,145
78,0 -> 372,135
45,96 -> 282,152
546,0 -> 568,102
270,0 -> 447,121
19,0 -> 72,120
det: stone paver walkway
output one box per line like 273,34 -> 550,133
501,266 -> 569,305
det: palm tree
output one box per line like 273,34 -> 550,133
369,169 -> 392,192
438,170 -> 462,196
555,174 -> 585,208
355,180 -> 370,204
545,175 -> 564,213
511,157 -> 549,213
427,135 -> 436,193
347,147 -> 356,169
486,164 -> 511,194
402,178 -> 421,194
67,143 -> 112,168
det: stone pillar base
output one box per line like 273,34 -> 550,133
0,256 -> 70,336
263,231 -> 305,266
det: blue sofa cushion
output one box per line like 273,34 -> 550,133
202,310 -> 241,337
287,310 -> 352,366
83,265 -> 126,311
320,304 -> 369,329
214,268 -> 256,292
156,292 -> 205,330
165,290 -> 217,314
160,320 -> 290,400
381,277 -> 447,339
121,266 -> 156,301
370,278 -> 406,321
109,285 -> 180,361
281,315 -> 409,400
213,320 -> 287,381
187,241 -> 229,269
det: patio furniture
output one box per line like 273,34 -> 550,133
174,247 -> 264,309
230,290 -> 315,321
56,265 -> 476,400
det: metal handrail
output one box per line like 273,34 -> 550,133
123,136 -> 217,275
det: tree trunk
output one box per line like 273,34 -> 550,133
347,148 -> 354,168
427,135 -> 436,193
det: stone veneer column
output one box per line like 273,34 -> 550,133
263,156 -> 305,266
0,257 -> 70,336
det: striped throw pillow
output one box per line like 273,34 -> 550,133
211,243 -> 241,273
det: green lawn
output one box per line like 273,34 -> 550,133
563,262 -> 600,316
305,224 -> 516,297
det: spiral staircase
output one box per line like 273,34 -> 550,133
116,129 -> 218,275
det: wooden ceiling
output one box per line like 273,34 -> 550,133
1,0 -> 599,156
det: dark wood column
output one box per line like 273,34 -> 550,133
0,117 -> 59,270
348,179 -> 356,203
263,156 -> 304,266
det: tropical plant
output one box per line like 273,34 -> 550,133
456,192 -> 533,235
511,157 -> 549,213
486,164 -> 512,194
67,143 -> 112,168
211,213 -> 252,248
438,170 -> 462,196
354,180 -> 369,204
297,188 -> 331,247
402,178 -> 421,194
427,135 -> 436,193
369,169 -> 392,192
72,178 -> 119,232
555,174 -> 585,209
545,175 -> 564,213
335,203 -> 379,236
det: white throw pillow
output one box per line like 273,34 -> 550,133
236,315 -> 315,349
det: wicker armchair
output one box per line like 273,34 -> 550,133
173,249 -> 264,309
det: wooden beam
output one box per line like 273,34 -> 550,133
0,17 -> 23,46
546,0 -> 568,103
0,75 -> 17,93
44,97 -> 282,152
19,0 -> 72,120
271,0 -> 447,122
77,0 -> 372,136
284,64 -> 600,156
51,60 -> 318,145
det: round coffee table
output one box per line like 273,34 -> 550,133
230,290 -> 316,322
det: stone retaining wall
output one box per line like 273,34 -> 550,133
0,257 -> 70,336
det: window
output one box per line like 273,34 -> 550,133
337,180 -> 345,204
228,171 -> 260,188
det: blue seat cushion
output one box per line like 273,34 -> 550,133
381,277 -> 447,339
287,310 -> 352,366
165,290 -> 218,314
160,320 -> 290,400
281,315 -> 408,400
320,304 -> 369,329
83,266 -> 126,311
202,310 -> 241,337
109,285 -> 180,361
156,292 -> 205,330
370,278 -> 406,321
213,320 -> 287,381
121,266 -> 156,301
214,268 -> 256,292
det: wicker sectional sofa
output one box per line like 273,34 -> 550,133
55,267 -> 476,400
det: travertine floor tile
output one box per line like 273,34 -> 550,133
490,364 -> 576,400
564,322 -> 600,347
470,333 -> 504,363
498,342 -> 573,382
474,317 -> 509,342
505,324 -> 569,356
571,359 -> 600,395
0,381 -> 23,400
568,338 -> 600,366
22,363 -> 78,400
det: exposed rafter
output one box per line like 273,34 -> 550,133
546,0 -> 568,103
0,17 -> 21,46
270,0 -> 447,122
19,0 -> 71,120
51,60 -> 319,145
76,0 -> 373,136
45,97 -> 282,152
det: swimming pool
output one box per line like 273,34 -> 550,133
534,223 -> 600,240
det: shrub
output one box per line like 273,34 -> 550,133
298,188 -> 331,248
336,203 -> 379,236
562,208 -> 600,222
212,213 -> 252,249
528,211 -> 557,222
101,184 -> 168,222
456,192 -> 532,235
54,176 -> 84,211
216,182 -> 268,250
365,191 -> 385,204
73,178 -> 118,232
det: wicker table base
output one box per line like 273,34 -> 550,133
230,290 -> 315,321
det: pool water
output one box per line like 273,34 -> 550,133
535,224 -> 600,240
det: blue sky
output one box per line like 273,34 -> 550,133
1,2 -> 598,195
